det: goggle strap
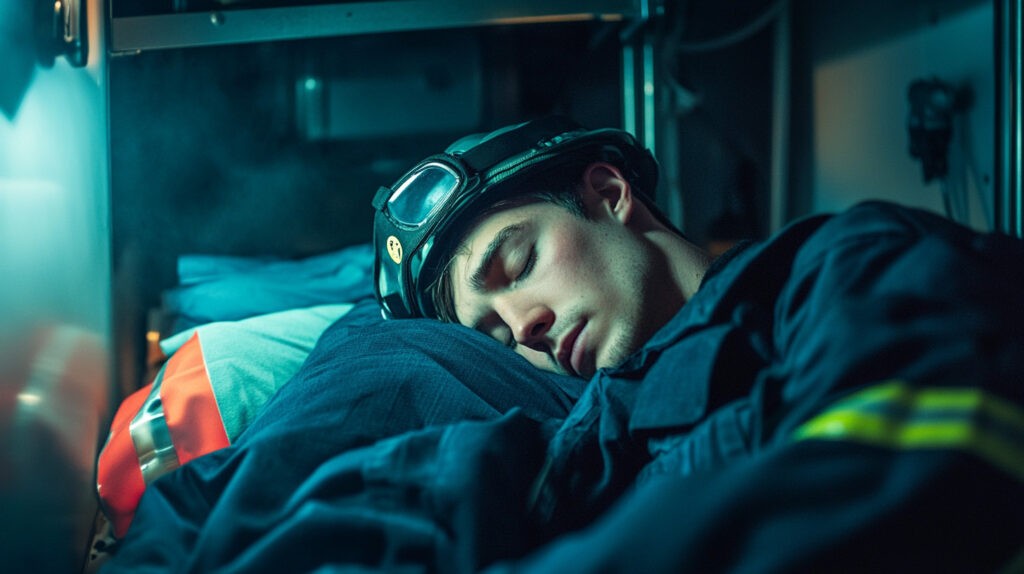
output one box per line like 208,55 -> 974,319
460,115 -> 582,172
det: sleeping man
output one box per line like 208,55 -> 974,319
372,115 -> 1024,571
104,116 -> 1023,573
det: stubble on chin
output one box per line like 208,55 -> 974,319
599,327 -> 639,373
601,254 -> 680,372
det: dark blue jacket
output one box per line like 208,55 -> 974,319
518,201 -> 1024,572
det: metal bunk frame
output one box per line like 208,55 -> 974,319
109,0 -> 662,163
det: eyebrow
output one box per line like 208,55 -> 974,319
469,223 -> 524,293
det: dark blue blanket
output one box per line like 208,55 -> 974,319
102,299 -> 584,573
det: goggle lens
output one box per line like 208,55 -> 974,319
387,162 -> 461,227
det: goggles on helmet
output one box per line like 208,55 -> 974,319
372,115 -> 658,319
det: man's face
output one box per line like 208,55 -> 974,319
448,183 -> 673,378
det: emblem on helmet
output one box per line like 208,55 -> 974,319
386,235 -> 403,264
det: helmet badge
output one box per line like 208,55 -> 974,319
386,235 -> 403,264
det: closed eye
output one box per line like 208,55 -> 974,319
511,248 -> 536,287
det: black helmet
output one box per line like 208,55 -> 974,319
371,115 -> 659,319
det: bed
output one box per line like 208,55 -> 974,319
91,242 -> 587,572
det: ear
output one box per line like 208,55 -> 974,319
581,162 -> 635,224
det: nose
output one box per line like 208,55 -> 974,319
494,296 -> 554,352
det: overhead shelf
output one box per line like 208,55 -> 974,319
109,0 -> 641,53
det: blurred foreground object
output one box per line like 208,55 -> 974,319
0,325 -> 109,572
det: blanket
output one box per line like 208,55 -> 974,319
101,299 -> 583,573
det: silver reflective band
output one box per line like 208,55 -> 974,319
129,375 -> 181,485
387,161 -> 461,227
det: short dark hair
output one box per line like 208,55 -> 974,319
428,162 -> 590,323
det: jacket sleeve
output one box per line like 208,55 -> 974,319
766,201 -> 1024,440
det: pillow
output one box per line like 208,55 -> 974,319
162,244 -> 373,335
96,303 -> 354,539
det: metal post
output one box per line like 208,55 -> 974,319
641,2 -> 657,156
996,0 -> 1023,237
622,0 -> 676,223
621,0 -> 659,145
770,0 -> 791,233
622,43 -> 637,136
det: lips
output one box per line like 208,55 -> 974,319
556,321 -> 587,377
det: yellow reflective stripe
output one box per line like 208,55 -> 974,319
793,381 -> 1024,482
820,382 -> 1024,433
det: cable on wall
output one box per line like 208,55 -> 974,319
675,0 -> 784,54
